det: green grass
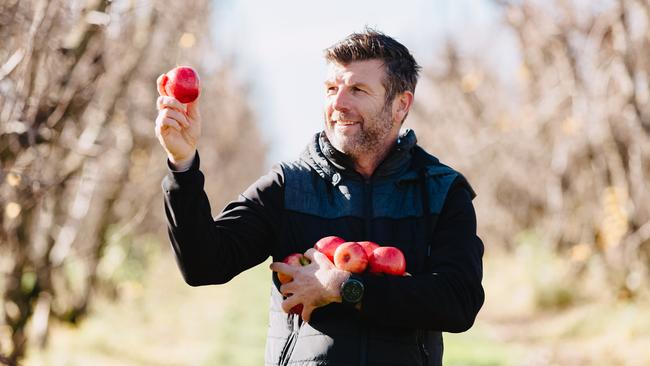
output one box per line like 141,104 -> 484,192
443,327 -> 522,366
203,261 -> 270,366
24,253 -> 271,366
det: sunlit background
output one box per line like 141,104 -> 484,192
1,0 -> 650,365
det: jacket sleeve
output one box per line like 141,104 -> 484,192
162,152 -> 284,286
357,181 -> 485,332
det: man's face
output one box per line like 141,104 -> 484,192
323,60 -> 400,160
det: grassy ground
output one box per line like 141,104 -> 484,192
24,250 -> 270,366
21,245 -> 650,366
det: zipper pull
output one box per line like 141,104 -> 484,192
286,313 -> 294,331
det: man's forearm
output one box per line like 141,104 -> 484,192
355,187 -> 485,331
357,268 -> 484,332
162,154 -> 282,286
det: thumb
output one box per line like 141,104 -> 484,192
303,248 -> 318,262
186,97 -> 200,120
157,74 -> 168,96
304,248 -> 330,266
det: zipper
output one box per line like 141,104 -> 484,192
360,178 -> 372,366
418,171 -> 432,365
278,314 -> 299,365
363,178 -> 373,240
360,327 -> 368,365
418,330 -> 430,365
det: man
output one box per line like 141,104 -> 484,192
155,29 -> 484,366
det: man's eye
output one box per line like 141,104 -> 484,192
327,86 -> 337,94
351,87 -> 363,93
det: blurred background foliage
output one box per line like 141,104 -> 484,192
0,0 -> 265,364
0,0 -> 649,365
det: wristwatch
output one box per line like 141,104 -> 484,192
340,275 -> 364,305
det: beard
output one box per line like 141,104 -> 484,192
325,104 -> 395,161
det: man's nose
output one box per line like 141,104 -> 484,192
331,89 -> 351,112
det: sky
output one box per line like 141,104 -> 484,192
211,0 -> 503,165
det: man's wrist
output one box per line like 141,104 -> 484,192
169,151 -> 196,171
340,274 -> 365,306
328,269 -> 350,304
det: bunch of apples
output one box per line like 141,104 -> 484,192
277,236 -> 407,282
275,236 -> 407,314
314,236 -> 407,276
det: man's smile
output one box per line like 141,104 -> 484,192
335,120 -> 360,126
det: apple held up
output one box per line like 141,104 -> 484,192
161,66 -> 200,103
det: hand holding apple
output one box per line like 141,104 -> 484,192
270,248 -> 350,322
155,67 -> 202,166
273,237 -> 407,319
275,253 -> 311,314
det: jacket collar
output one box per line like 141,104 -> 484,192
302,129 -> 418,184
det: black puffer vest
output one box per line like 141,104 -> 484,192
265,130 -> 470,366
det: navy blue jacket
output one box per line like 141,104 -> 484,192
162,129 -> 485,365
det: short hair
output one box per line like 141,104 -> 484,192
324,28 -> 421,104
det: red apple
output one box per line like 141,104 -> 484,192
333,242 -> 368,273
314,236 -> 346,262
162,66 -> 200,103
357,241 -> 380,258
369,246 -> 406,276
277,253 -> 311,284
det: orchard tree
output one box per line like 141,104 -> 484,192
411,0 -> 650,302
0,0 -> 266,363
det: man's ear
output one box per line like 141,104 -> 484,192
393,91 -> 414,124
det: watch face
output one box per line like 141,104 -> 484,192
342,279 -> 364,303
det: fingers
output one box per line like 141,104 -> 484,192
281,294 -> 302,314
155,113 -> 183,134
157,74 -> 168,96
304,248 -> 330,265
279,281 -> 298,296
158,108 -> 189,128
280,296 -> 315,323
157,96 -> 186,113
186,98 -> 200,120
301,304 -> 316,322
270,262 -> 298,276
303,248 -> 317,260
